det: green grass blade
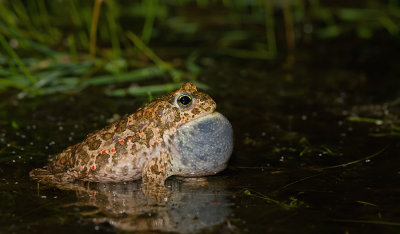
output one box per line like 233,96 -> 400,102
0,20 -> 58,58
80,65 -> 164,87
126,31 -> 172,71
0,33 -> 36,84
141,0 -> 157,43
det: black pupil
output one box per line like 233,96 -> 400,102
179,95 -> 191,106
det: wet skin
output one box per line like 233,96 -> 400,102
30,82 -> 233,187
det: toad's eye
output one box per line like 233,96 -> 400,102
177,93 -> 193,108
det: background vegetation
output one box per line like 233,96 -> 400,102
0,0 -> 399,98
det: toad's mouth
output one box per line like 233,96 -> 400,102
171,112 -> 234,177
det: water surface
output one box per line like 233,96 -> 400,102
1,41 -> 400,233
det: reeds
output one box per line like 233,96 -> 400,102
0,0 -> 398,97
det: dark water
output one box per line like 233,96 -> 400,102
1,39 -> 400,233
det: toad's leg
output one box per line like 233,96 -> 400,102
141,151 -> 173,187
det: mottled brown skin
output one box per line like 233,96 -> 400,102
30,82 -> 216,187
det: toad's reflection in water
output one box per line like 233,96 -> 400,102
67,178 -> 232,233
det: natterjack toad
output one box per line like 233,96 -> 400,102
30,82 -> 233,187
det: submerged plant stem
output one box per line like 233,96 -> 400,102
330,219 -> 400,226
321,145 -> 389,170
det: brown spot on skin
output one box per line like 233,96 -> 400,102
96,153 -> 110,167
115,119 -> 127,133
163,121 -> 173,131
113,143 -> 128,166
79,149 -> 91,165
127,124 -> 137,132
150,163 -> 159,175
88,139 -> 101,150
115,140 -> 128,155
75,159 -> 82,168
173,108 -> 180,122
144,129 -> 154,147
102,132 -> 113,140
191,108 -> 200,115
157,105 -> 164,116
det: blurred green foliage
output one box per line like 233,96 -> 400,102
0,0 -> 399,97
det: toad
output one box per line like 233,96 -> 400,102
30,82 -> 233,187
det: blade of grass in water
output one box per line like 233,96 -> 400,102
347,116 -> 384,124
321,145 -> 389,170
243,189 -> 308,210
329,219 -> 400,226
